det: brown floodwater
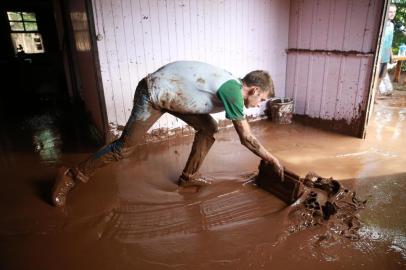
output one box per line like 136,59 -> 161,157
0,94 -> 405,269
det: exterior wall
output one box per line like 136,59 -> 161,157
286,0 -> 383,136
90,0 -> 290,139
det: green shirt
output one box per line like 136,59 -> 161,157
216,80 -> 245,121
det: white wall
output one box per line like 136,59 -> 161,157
90,0 -> 290,138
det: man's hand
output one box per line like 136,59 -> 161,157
268,157 -> 284,179
394,21 -> 406,33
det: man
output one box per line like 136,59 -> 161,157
52,61 -> 283,207
378,4 -> 406,95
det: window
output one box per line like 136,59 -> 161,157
7,11 -> 45,54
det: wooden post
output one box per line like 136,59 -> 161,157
394,61 -> 402,82
392,55 -> 406,83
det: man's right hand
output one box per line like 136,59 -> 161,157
266,157 -> 284,180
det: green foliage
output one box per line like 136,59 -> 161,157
24,22 -> 38,31
393,3 -> 406,54
392,2 -> 406,70
22,12 -> 36,22
7,12 -> 21,21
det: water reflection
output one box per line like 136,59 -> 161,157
372,103 -> 406,142
32,128 -> 61,165
18,113 -> 62,165
358,226 -> 406,259
70,11 -> 91,52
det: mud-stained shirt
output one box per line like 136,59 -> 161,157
216,80 -> 245,120
148,61 -> 245,120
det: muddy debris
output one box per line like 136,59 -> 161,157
285,172 -> 367,240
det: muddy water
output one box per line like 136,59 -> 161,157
1,94 -> 406,269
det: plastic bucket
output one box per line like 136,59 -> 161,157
267,98 -> 294,124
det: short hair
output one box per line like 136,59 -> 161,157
242,70 -> 275,97
389,4 -> 397,9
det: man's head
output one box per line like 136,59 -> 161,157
388,4 -> 397,21
241,70 -> 274,108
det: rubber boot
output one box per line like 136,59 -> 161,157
52,166 -> 76,207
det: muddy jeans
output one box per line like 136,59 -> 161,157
72,77 -> 219,183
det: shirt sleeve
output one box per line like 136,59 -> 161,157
216,79 -> 245,121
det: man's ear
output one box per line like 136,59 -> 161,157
248,87 -> 257,96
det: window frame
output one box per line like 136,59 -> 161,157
7,11 -> 39,33
6,11 -> 45,55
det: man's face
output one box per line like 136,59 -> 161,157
388,6 -> 396,21
244,87 -> 269,108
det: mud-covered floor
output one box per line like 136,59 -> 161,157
0,92 -> 406,270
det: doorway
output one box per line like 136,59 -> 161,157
0,0 -> 104,162
363,0 -> 406,137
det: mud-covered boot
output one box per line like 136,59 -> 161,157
52,166 -> 76,207
178,172 -> 213,187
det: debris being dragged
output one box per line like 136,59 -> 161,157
255,163 -> 366,239
255,160 -> 303,204
286,172 -> 366,240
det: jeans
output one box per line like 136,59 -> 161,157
72,77 -> 219,183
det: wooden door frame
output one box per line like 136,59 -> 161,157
361,0 -> 390,139
54,0 -> 108,143
83,0 -> 108,143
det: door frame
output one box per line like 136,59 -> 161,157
361,0 -> 390,139
54,0 -> 108,143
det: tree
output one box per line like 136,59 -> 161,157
393,2 -> 406,54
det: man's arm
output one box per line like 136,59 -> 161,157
394,21 -> 406,36
232,119 -> 283,176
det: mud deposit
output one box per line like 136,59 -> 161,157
1,151 -> 405,270
1,93 -> 406,269
284,173 -> 365,240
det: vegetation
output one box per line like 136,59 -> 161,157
392,1 -> 406,70
393,1 -> 406,54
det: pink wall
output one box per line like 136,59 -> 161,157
286,0 -> 383,136
90,0 -> 290,138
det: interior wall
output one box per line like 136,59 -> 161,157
90,0 -> 290,139
286,0 -> 383,137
